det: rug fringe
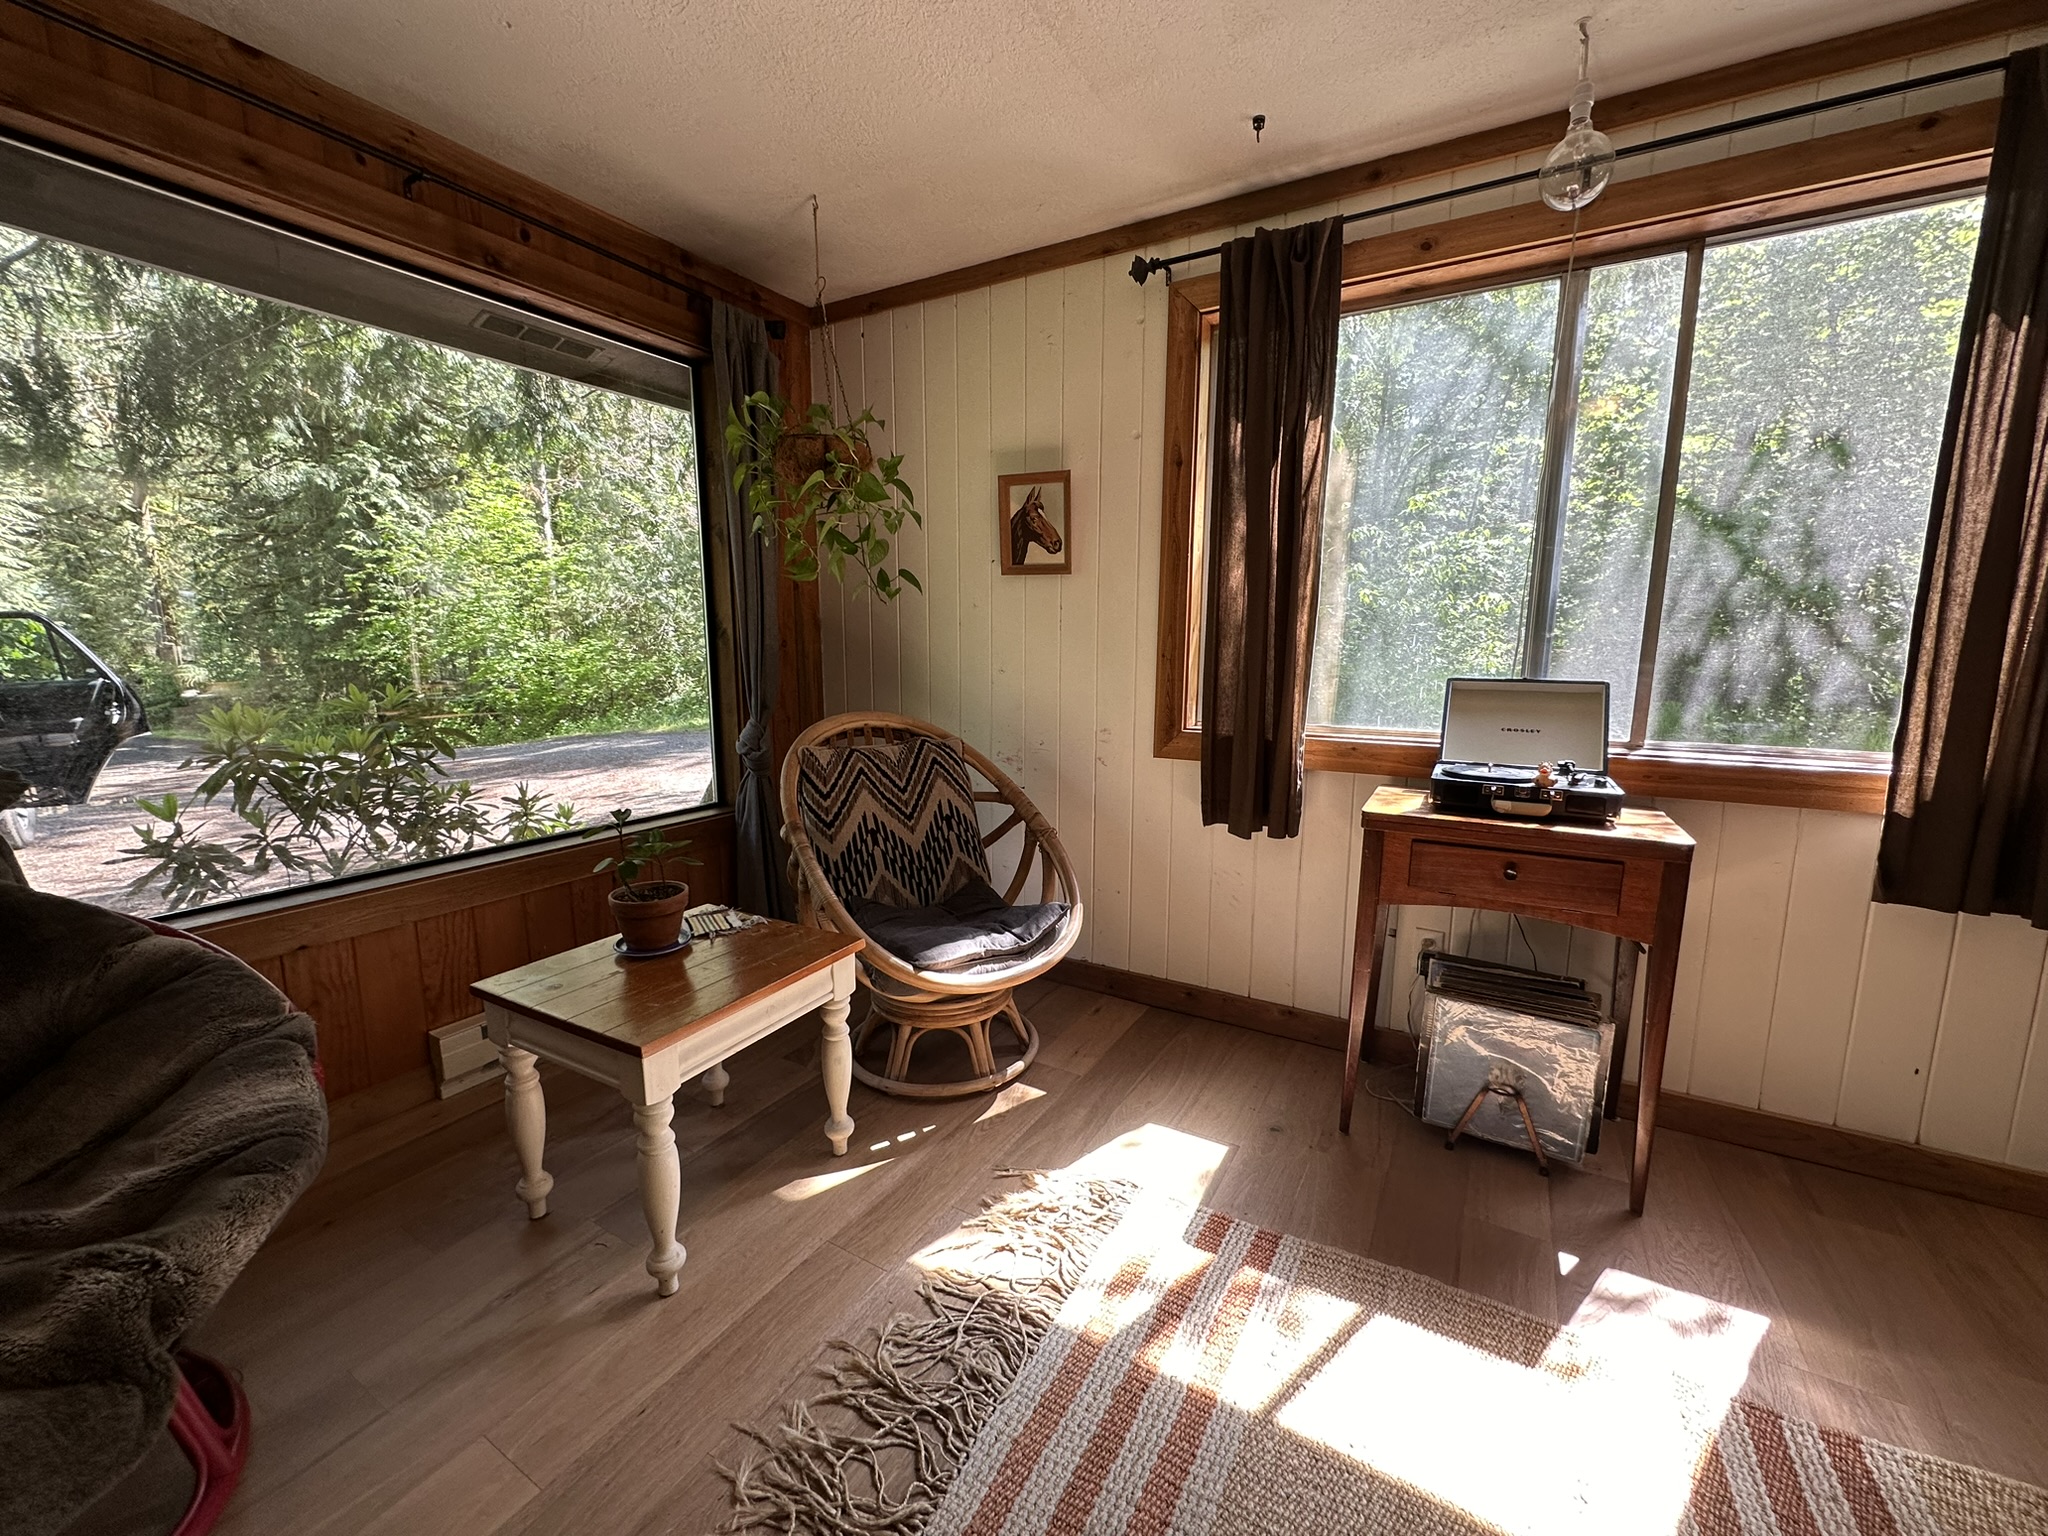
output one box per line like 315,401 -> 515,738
719,1172 -> 1134,1536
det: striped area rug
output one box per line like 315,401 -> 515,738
728,1179 -> 2048,1536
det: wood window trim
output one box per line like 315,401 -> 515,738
1154,101 -> 1999,818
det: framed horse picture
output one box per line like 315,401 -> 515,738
996,470 -> 1072,575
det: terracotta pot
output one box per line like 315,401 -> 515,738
609,882 -> 690,953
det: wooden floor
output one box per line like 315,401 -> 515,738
93,981 -> 2048,1533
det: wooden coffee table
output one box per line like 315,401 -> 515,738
471,919 -> 862,1296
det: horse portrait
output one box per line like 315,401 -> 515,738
1010,486 -> 1064,566
997,471 -> 1072,574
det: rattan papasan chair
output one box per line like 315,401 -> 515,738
780,712 -> 1083,1097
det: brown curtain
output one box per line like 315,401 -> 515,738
1200,217 -> 1344,839
1877,44 -> 2048,923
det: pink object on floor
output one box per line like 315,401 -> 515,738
167,1353 -> 249,1536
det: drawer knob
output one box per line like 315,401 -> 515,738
1502,862 -> 1519,881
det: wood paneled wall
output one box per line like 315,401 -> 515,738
815,22 -> 2048,1176
186,815 -> 736,1114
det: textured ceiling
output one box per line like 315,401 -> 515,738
164,0 -> 1957,303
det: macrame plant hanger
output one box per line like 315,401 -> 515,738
811,195 -> 854,426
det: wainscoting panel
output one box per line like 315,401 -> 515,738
188,814 -> 737,1106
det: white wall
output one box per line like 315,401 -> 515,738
814,25 -> 2048,1171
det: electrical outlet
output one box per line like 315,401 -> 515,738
1413,926 -> 1447,976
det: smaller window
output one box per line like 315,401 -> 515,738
1283,196 -> 1981,758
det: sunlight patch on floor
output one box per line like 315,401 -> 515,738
773,1158 -> 892,1201
1060,1122 -> 1229,1206
974,1082 -> 1046,1122
1270,1269 -> 1767,1536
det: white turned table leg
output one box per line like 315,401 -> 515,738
821,986 -> 855,1157
501,1044 -> 554,1219
633,1096 -> 686,1297
702,1060 -> 729,1107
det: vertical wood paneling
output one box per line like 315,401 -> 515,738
520,883 -> 577,962
414,909 -> 478,1027
1656,799 -> 1725,1095
568,875 -> 611,946
1165,759 -> 1212,986
351,923 -> 431,1084
841,317 -> 875,710
1293,771 -> 1356,1018
956,288 -> 995,757
1126,263 -> 1175,980
1090,256 -> 1145,972
1917,914 -> 2047,1160
890,304 -> 930,721
1249,832 -> 1305,1007
473,894 -> 529,978
1838,902 -> 1957,1141
1758,809 -> 1881,1122
1206,821 -> 1258,998
923,299 -> 961,735
2006,996 -> 2048,1170
1687,803 -> 1800,1108
986,280 -> 1028,782
860,315 -> 900,711
1021,271 -> 1065,817
1057,261 -> 1103,944
281,940 -> 367,1096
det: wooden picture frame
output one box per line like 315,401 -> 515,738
997,470 -> 1072,575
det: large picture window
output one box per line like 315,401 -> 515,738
0,145 -> 719,915
1307,196 -> 1981,758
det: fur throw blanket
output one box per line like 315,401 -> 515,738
0,886 -> 327,1536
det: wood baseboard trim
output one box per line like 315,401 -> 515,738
1627,1092 -> 2048,1221
1052,957 -> 2048,1219
1051,959 -> 1347,1051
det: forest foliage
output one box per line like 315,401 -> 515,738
0,222 -> 712,906
0,221 -> 712,744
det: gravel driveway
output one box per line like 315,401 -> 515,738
13,729 -> 715,915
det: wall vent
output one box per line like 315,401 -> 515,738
473,310 -> 599,361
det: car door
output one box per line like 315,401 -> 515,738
0,612 -> 147,805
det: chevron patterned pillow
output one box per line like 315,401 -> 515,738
797,735 -> 993,909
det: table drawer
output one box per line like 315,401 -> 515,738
1404,839 -> 1625,916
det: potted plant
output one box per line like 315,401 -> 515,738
726,392 -> 922,602
593,809 -> 700,954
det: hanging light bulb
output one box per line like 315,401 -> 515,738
1538,17 -> 1616,213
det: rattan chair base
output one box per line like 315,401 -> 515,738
849,998 -> 1040,1099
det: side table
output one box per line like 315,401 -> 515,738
471,919 -> 862,1296
1340,786 -> 1695,1213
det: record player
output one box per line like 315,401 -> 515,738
1429,677 -> 1625,826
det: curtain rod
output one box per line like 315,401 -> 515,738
1,0 -> 793,335
1129,55 -> 2010,285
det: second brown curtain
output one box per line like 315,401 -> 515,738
1877,45 -> 2048,924
1200,217 -> 1345,839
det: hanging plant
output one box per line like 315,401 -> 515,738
726,393 -> 921,601
724,196 -> 922,603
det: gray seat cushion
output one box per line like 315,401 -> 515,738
850,876 -> 1068,975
